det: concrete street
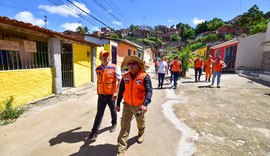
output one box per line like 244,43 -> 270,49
0,68 -> 270,156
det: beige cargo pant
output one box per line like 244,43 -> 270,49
117,103 -> 145,153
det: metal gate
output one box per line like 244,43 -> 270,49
61,43 -> 74,87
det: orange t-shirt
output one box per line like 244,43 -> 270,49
194,58 -> 203,68
213,60 -> 225,72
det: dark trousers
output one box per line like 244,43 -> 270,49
172,72 -> 179,87
195,68 -> 202,81
91,94 -> 117,135
170,72 -> 173,83
158,73 -> 165,87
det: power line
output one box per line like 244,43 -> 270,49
66,0 -> 114,30
48,0 -> 100,28
104,0 -> 133,25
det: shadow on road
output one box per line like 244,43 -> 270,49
70,142 -> 117,156
49,126 -> 110,146
69,135 -> 138,156
198,85 -> 212,88
181,80 -> 195,83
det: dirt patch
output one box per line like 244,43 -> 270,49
173,74 -> 270,156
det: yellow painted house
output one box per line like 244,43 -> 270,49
195,46 -> 208,58
0,16 -> 98,110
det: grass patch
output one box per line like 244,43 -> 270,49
0,96 -> 26,125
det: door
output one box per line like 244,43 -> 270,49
111,46 -> 117,64
61,43 -> 74,87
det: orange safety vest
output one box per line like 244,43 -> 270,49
213,60 -> 224,72
123,70 -> 147,106
96,63 -> 117,95
194,58 -> 203,68
204,59 -> 213,71
171,61 -> 181,72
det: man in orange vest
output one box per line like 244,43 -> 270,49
194,54 -> 204,82
88,51 -> 121,141
211,55 -> 226,88
116,56 -> 152,156
204,55 -> 214,82
170,56 -> 182,89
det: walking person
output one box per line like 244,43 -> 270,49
157,57 -> 168,89
211,55 -> 226,88
169,58 -> 174,84
194,54 -> 204,82
116,56 -> 153,156
204,55 -> 214,82
88,51 -> 121,141
171,56 -> 182,89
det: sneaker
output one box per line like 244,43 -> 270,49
173,86 -> 177,89
210,84 -> 213,88
87,133 -> 97,142
110,124 -> 117,132
137,134 -> 144,144
208,79 -> 210,82
217,86 -> 221,88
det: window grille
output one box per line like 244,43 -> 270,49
0,41 -> 50,71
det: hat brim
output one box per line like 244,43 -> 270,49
99,51 -> 110,58
123,56 -> 145,70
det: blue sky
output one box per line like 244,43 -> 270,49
0,0 -> 269,33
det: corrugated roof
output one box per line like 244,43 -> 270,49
0,16 -> 99,46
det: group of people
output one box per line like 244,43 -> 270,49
194,54 -> 226,88
88,51 -> 152,156
88,51 -> 226,156
154,54 -> 226,89
155,56 -> 182,89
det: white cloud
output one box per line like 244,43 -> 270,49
112,20 -> 123,26
92,27 -> 100,32
60,22 -> 81,31
168,19 -> 175,23
15,11 -> 44,27
192,17 -> 205,25
38,1 -> 90,18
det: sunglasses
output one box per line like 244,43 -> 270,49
128,62 -> 137,66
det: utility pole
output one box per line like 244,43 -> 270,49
44,16 -> 47,28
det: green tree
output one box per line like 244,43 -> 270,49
207,18 -> 225,31
225,34 -> 233,41
176,23 -> 195,40
170,34 -> 181,42
195,21 -> 208,35
130,24 -> 138,31
76,26 -> 89,34
249,19 -> 270,34
110,33 -> 120,39
238,5 -> 265,30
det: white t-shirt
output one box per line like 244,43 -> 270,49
157,60 -> 168,74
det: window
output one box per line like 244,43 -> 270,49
215,50 -> 220,57
133,51 -> 136,55
128,49 -> 131,56
0,41 -> 50,71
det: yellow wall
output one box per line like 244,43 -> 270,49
196,47 -> 208,57
0,68 -> 53,110
73,44 -> 91,87
96,46 -> 106,67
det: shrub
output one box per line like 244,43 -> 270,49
0,96 -> 25,125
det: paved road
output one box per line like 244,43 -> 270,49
0,69 -> 270,156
